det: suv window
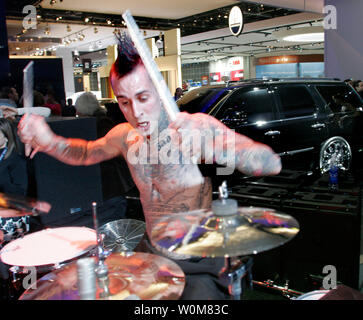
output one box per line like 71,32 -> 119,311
316,85 -> 362,114
276,85 -> 315,118
216,87 -> 275,124
178,87 -> 230,114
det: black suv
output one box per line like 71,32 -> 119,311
177,79 -> 363,174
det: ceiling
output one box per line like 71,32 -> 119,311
5,0 -> 324,64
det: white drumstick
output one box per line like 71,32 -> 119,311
122,10 -> 179,122
23,61 -> 34,109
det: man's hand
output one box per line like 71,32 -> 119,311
17,114 -> 56,158
169,112 -> 281,176
0,105 -> 18,119
168,112 -> 214,164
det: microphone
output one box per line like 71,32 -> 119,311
77,257 -> 97,300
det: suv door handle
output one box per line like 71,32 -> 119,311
311,123 -> 325,129
264,130 -> 280,136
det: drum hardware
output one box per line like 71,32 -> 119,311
150,181 -> 300,300
92,202 -> 111,299
219,256 -> 253,300
252,279 -> 304,299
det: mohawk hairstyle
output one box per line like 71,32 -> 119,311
111,32 -> 143,79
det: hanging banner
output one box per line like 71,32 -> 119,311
229,6 -> 244,36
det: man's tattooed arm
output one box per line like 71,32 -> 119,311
169,112 -> 281,176
18,114 -> 128,165
212,120 -> 281,176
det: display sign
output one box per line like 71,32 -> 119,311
82,59 -> 92,73
201,75 -> 209,86
210,72 -> 221,82
230,69 -> 244,81
229,6 -> 244,36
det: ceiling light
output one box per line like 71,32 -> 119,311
284,33 -> 324,42
273,26 -> 324,43
50,0 -> 56,5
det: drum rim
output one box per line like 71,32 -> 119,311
296,290 -> 330,300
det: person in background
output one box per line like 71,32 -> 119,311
0,118 -> 29,244
174,87 -> 183,101
62,98 -> 76,117
44,90 -> 61,116
352,80 -> 363,98
0,87 -> 19,108
0,90 -> 51,119
344,78 -> 354,87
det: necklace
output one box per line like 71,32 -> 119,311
0,147 -> 8,162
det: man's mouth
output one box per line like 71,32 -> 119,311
137,121 -> 150,131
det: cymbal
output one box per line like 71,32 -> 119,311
19,252 -> 185,300
149,206 -> 299,258
99,219 -> 146,252
0,192 -> 51,218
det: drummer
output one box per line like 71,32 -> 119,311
17,33 -> 281,300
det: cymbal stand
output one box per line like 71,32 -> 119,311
219,256 -> 253,300
214,181 -> 253,300
92,202 -> 110,298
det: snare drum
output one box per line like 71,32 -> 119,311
0,227 -> 97,276
295,290 -> 330,300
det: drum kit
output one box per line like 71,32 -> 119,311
0,184 -> 329,301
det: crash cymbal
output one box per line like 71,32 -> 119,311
99,219 -> 146,252
19,252 -> 185,300
0,192 -> 51,218
150,206 -> 299,258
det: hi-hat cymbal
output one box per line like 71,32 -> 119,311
0,192 -> 51,218
19,252 -> 185,300
99,219 -> 146,252
150,206 -> 299,258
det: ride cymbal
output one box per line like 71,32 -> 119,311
150,206 -> 299,258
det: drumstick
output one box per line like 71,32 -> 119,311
23,61 -> 34,156
23,61 -> 34,109
122,10 -> 180,122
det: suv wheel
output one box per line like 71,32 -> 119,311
319,136 -> 352,174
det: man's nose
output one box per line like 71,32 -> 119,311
131,102 -> 143,118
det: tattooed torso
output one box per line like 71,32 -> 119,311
123,132 -> 212,236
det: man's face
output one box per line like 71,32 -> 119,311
356,81 -> 363,93
9,88 -> 18,102
111,64 -> 162,137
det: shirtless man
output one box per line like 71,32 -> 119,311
18,34 -> 281,299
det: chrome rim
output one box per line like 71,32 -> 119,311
319,137 -> 352,174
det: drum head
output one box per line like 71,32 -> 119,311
99,219 -> 145,252
0,227 -> 97,267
